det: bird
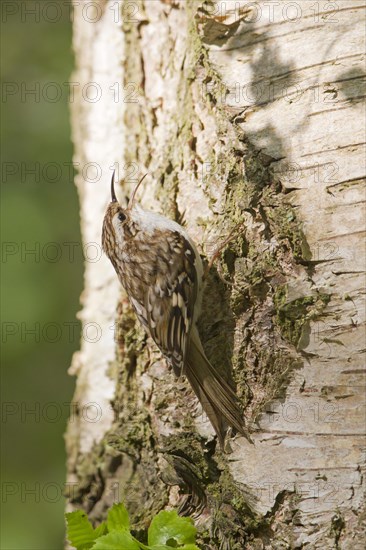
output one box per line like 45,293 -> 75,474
102,171 -> 250,448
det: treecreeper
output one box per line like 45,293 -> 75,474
102,171 -> 251,448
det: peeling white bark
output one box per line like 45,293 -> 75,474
67,2 -> 124,458
204,0 -> 365,544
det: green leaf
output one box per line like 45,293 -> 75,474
92,531 -> 141,550
65,510 -> 97,550
148,511 -> 197,547
150,546 -> 200,550
94,522 -> 108,538
149,545 -> 201,550
107,502 -> 130,532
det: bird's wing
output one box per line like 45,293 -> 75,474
145,230 -> 198,375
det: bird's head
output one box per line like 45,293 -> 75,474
102,171 -> 147,258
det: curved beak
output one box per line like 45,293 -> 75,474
111,170 -> 118,203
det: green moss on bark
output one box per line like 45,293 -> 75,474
274,287 -> 330,348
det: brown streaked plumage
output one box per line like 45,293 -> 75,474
102,171 -> 251,448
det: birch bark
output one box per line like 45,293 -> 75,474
66,1 -> 366,548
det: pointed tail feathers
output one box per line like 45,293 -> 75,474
185,330 -> 251,447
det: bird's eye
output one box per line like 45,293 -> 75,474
118,212 -> 126,222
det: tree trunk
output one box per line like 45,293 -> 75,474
66,1 -> 365,548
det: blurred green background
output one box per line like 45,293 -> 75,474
1,2 -> 82,548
